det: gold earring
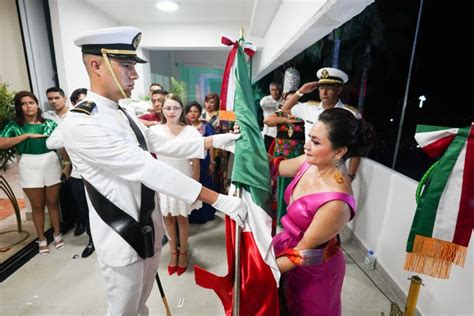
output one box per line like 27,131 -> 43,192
333,160 -> 344,184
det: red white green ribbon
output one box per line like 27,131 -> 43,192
404,123 -> 474,279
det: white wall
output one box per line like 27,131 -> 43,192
49,0 -> 149,99
0,0 -> 29,92
351,159 -> 473,315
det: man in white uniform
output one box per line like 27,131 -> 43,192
282,67 -> 362,181
259,82 -> 282,151
50,26 -> 247,316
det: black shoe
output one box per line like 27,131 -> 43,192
74,224 -> 86,236
81,242 -> 95,258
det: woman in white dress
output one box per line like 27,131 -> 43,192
149,94 -> 201,276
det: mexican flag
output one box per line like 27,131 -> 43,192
194,36 -> 280,315
404,123 -> 474,279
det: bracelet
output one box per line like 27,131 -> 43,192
295,90 -> 304,98
63,161 -> 72,165
348,174 -> 356,181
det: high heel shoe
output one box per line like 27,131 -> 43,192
53,233 -> 65,250
176,251 -> 188,276
168,252 -> 178,275
37,239 -> 50,256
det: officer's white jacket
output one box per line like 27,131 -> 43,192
291,99 -> 361,142
50,92 -> 205,267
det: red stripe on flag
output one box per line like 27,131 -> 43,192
453,124 -> 474,246
194,216 -> 279,316
220,44 -> 238,111
422,134 -> 456,158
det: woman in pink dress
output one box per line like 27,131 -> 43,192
272,108 -> 374,315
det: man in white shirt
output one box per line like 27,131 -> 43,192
42,86 -> 81,234
260,82 -> 282,151
49,26 -> 247,316
43,87 -> 70,124
282,67 -> 362,181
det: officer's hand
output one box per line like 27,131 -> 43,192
212,194 -> 248,227
299,81 -> 319,94
212,133 -> 241,153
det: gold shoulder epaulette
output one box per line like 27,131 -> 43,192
71,101 -> 96,115
306,101 -> 320,106
343,104 -> 359,113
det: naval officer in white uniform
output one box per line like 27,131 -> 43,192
49,26 -> 247,316
281,67 -> 362,181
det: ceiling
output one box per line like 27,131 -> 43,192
82,0 -> 373,80
84,0 -> 280,38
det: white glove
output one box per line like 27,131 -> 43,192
212,133 -> 241,153
212,194 -> 248,227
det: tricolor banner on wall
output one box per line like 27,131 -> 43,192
404,123 -> 474,279
194,35 -> 280,315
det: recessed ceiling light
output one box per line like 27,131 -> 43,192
156,1 -> 179,12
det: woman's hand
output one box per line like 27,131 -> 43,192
28,133 -> 47,139
286,115 -> 300,124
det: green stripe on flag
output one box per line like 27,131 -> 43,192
407,127 -> 470,251
416,125 -> 453,134
231,44 -> 271,211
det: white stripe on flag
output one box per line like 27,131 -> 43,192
225,57 -> 237,112
415,128 -> 459,148
432,143 -> 466,241
228,185 -> 281,284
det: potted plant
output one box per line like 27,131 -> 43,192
0,83 -> 17,171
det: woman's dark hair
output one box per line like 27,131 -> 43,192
13,91 -> 45,126
185,101 -> 202,115
204,93 -> 220,111
318,108 -> 375,159
160,93 -> 188,126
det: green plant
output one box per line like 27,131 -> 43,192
0,83 -> 16,171
170,77 -> 186,104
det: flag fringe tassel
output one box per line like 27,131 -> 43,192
404,235 -> 467,279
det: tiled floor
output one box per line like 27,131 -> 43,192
0,214 -> 400,315
1,162 -> 401,315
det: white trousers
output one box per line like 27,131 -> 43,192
99,250 -> 162,316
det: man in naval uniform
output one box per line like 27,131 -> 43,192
281,67 -> 362,181
49,26 -> 247,315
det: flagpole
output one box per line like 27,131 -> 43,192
232,26 -> 245,316
232,187 -> 242,316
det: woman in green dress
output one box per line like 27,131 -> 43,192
0,91 -> 65,255
264,91 -> 305,227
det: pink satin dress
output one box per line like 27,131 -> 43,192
272,162 -> 356,316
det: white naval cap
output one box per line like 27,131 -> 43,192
316,67 -> 349,84
73,26 -> 147,63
